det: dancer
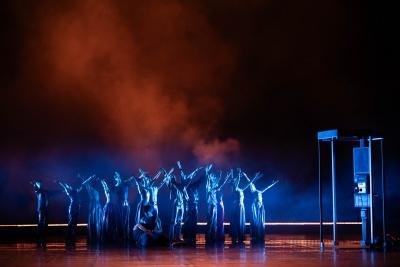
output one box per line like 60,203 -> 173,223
132,204 -> 168,248
216,189 -> 225,244
177,161 -> 203,245
100,176 -> 123,245
80,174 -> 102,246
132,171 -> 151,226
205,165 -> 231,245
31,179 -> 48,248
146,169 -> 167,213
58,176 -> 94,247
229,169 -> 261,247
113,172 -> 136,243
244,173 -> 279,245
166,168 -> 186,243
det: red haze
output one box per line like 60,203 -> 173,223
21,0 -> 238,169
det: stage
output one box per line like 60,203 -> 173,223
1,235 -> 399,267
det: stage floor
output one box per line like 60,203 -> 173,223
1,235 -> 399,267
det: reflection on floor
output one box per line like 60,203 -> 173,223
1,235 -> 399,267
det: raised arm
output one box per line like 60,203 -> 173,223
261,180 -> 280,193
58,181 -> 72,196
100,179 -> 110,193
152,170 -> 162,181
216,172 -> 230,191
78,175 -> 96,192
188,166 -> 203,180
177,161 -> 187,180
205,164 -> 213,175
240,172 -> 263,191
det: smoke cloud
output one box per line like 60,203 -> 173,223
19,0 -> 238,169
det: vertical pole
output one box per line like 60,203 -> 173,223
318,140 -> 324,250
331,139 -> 338,246
381,139 -> 386,248
368,136 -> 374,245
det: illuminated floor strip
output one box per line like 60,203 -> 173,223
0,222 -> 361,227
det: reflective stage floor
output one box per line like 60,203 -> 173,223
1,235 -> 399,267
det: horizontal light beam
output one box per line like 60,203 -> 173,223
0,222 -> 361,227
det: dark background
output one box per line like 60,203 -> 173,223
1,0 -> 399,236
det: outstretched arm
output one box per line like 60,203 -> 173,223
240,172 -> 263,191
81,174 -> 96,186
177,161 -> 187,180
152,170 -> 162,181
243,172 -> 258,192
261,180 -> 279,193
188,166 -> 203,180
205,164 -> 213,175
124,175 -> 137,187
100,179 -> 110,193
216,173 -> 229,191
58,181 -> 71,196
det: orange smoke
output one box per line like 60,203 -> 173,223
193,138 -> 240,168
23,0 -> 238,169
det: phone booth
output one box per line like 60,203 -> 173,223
317,129 -> 386,249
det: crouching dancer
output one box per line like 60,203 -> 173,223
133,204 -> 168,248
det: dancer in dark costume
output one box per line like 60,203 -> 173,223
205,165 -> 231,245
113,172 -> 136,243
133,171 -> 151,226
134,169 -> 166,233
177,161 -> 203,245
31,180 -> 48,248
244,173 -> 279,245
133,204 -> 168,248
100,177 -> 123,245
166,169 -> 187,243
146,169 -> 166,213
81,175 -> 102,246
216,190 -> 225,244
229,169 -> 261,247
58,176 -> 94,247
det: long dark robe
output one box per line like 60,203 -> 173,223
85,184 -> 102,245
182,179 -> 201,245
216,191 -> 225,243
101,187 -> 121,245
230,190 -> 246,245
66,189 -> 80,246
169,186 -> 184,241
206,190 -> 218,244
116,183 -> 130,242
251,195 -> 265,244
35,188 -> 48,247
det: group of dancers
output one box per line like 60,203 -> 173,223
31,161 -> 279,248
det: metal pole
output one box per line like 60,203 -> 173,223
381,139 -> 386,248
368,136 -> 374,245
318,140 -> 324,250
331,139 -> 338,246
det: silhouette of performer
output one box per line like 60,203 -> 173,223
244,173 -> 279,245
100,175 -> 123,245
133,204 -> 168,248
177,161 -> 203,245
31,179 -> 48,248
229,168 -> 260,247
133,171 -> 151,226
112,172 -> 136,243
58,176 -> 92,247
80,174 -> 102,246
134,169 -> 166,234
166,168 -> 187,242
205,165 -> 231,245
216,190 -> 225,244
